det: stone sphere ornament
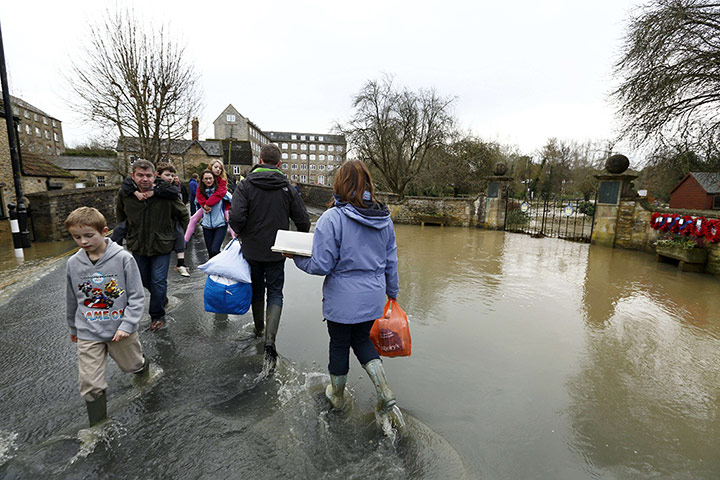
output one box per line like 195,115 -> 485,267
493,162 -> 507,176
605,154 -> 629,174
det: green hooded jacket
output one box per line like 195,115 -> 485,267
116,189 -> 190,257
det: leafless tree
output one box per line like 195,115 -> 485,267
613,0 -> 720,156
68,8 -> 203,169
338,76 -> 456,197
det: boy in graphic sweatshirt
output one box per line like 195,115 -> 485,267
65,207 -> 150,427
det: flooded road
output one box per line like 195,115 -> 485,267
1,224 -> 719,478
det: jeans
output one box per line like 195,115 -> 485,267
326,320 -> 379,375
203,225 -> 228,258
246,259 -> 285,308
132,253 -> 171,320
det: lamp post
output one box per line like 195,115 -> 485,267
0,21 -> 31,258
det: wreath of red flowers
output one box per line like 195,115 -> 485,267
669,214 -> 683,233
650,212 -> 662,230
678,215 -> 695,236
703,218 -> 720,243
693,217 -> 707,238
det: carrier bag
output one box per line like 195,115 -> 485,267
370,299 -> 412,357
203,274 -> 252,315
198,238 -> 251,283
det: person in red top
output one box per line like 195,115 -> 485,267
196,160 -> 230,213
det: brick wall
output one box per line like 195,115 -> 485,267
26,186 -> 119,241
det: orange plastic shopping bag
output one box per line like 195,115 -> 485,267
370,299 -> 411,357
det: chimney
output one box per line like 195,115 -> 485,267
191,117 -> 199,141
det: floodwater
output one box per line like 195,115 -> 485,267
1,223 -> 720,479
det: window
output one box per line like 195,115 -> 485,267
292,164 -> 298,170
45,130 -> 50,139
337,146 -> 343,152
319,154 -> 325,161
328,155 -> 334,161
310,135 -> 315,141
319,164 -> 325,170
129,155 -> 138,164
319,144 -> 325,151
328,145 -> 334,152
282,163 -> 289,170
300,154 -> 307,160
300,135 -> 306,140
319,136 -> 324,141
35,127 -> 41,137
337,155 -> 343,162
300,144 -> 307,151
226,114 -> 236,122
291,143 -> 297,150
291,134 -> 297,140
282,143 -> 288,149
300,164 -> 307,170
318,175 -> 325,184
309,144 -> 316,151
24,124 -> 30,134
54,132 -> 59,142
34,113 -> 38,121
46,145 -> 51,153
309,154 -> 315,160
43,117 -> 48,125
28,144 -> 34,152
291,153 -> 297,160
52,119 -> 57,127
233,165 -> 242,175
292,174 -> 298,180
96,175 -> 106,187
310,164 -> 316,171
282,153 -> 288,159
24,110 -> 29,119
328,165 -> 334,171
714,195 -> 720,209
300,175 -> 307,182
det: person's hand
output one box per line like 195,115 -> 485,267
144,190 -> 155,199
133,191 -> 144,201
203,205 -> 211,213
282,253 -> 294,259
70,334 -> 78,343
112,329 -> 130,342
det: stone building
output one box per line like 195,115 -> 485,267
52,155 -> 123,188
265,131 -> 346,186
10,95 -> 65,156
116,137 -> 223,179
212,105 -> 270,173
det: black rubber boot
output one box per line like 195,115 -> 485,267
85,390 -> 108,427
264,305 -> 282,347
251,301 -> 264,337
134,355 -> 150,383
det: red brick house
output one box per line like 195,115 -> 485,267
669,172 -> 720,210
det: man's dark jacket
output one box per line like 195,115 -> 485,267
229,164 -> 310,262
116,187 -> 190,257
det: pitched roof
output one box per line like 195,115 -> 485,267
116,137 -> 222,157
690,172 -> 720,194
52,156 -> 118,171
21,154 -> 75,178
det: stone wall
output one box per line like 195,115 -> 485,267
297,183 -> 479,227
26,186 -> 119,241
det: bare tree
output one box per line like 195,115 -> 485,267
613,0 -> 720,156
338,76 -> 456,197
68,8 -> 203,168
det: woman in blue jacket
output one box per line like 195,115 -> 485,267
292,160 -> 400,416
196,170 -> 228,258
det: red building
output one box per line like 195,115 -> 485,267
669,172 -> 720,210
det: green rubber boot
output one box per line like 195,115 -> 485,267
134,355 -> 150,383
251,301 -> 265,337
363,359 -> 396,413
264,304 -> 282,347
325,374 -> 347,409
85,390 -> 107,427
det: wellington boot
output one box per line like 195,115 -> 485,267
86,390 -> 108,427
134,355 -> 150,383
251,301 -> 265,337
325,374 -> 347,409
264,305 -> 282,347
363,359 -> 396,413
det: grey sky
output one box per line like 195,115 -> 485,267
3,0 -> 642,157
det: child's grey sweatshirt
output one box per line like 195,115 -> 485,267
65,239 -> 145,341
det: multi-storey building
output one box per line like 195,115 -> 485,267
265,131 -> 346,186
213,105 -> 270,173
11,95 -> 65,156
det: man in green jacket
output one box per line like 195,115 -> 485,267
116,159 -> 190,331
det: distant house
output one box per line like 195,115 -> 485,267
115,137 -> 223,179
669,172 -> 720,210
52,156 -> 122,187
20,153 -> 76,194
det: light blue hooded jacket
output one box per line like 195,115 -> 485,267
293,196 -> 399,324
195,187 -> 228,229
